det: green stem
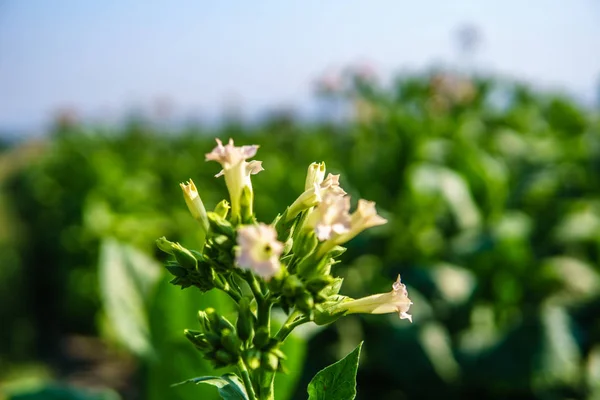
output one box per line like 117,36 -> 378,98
274,311 -> 310,342
237,358 -> 258,400
214,275 -> 242,302
256,370 -> 275,400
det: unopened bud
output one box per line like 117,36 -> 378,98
156,237 -> 197,271
261,351 -> 280,372
240,185 -> 254,224
220,329 -> 242,356
207,212 -> 236,238
296,292 -> 314,313
215,349 -> 236,365
244,348 -> 261,370
305,162 -> 326,191
198,310 -> 211,332
282,275 -> 304,298
214,200 -> 231,219
180,179 -> 209,233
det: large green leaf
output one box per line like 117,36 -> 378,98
307,341 -> 362,400
172,373 -> 248,400
98,238 -> 162,358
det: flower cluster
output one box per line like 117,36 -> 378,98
156,138 -> 412,400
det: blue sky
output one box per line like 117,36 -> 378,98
1,0 -> 599,133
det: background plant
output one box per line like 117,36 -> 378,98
1,70 -> 600,399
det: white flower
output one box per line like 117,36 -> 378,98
305,193 -> 351,241
339,199 -> 387,242
287,172 -> 347,220
206,138 -> 263,221
316,198 -> 387,257
180,179 -> 209,232
332,275 -> 413,322
235,223 -> 284,280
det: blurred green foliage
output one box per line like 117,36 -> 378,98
1,71 -> 600,399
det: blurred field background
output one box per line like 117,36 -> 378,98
2,2 -> 600,399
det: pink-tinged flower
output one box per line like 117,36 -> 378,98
332,275 -> 413,322
206,138 -> 262,222
235,223 -> 284,280
287,169 -> 347,220
305,193 -> 351,241
317,199 -> 387,257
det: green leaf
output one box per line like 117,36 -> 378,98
172,373 -> 249,400
307,341 -> 363,400
98,238 -> 162,358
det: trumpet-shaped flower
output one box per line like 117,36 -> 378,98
332,275 -> 412,322
180,179 -> 209,232
206,138 -> 263,222
317,199 -> 387,257
235,223 -> 284,280
287,171 -> 347,220
304,193 -> 351,241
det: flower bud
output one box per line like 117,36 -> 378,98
261,351 -> 280,372
244,348 -> 262,370
296,292 -> 314,313
198,310 -> 212,332
207,212 -> 236,238
215,349 -> 236,365
240,185 -> 254,224
180,179 -> 209,234
214,200 -> 231,219
306,276 -> 335,294
282,275 -> 304,298
220,329 -> 242,356
305,162 -> 326,191
156,237 -> 197,271
204,308 -> 221,332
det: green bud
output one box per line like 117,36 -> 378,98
218,315 -> 236,333
253,326 -> 270,349
205,308 -> 221,332
244,348 -> 261,370
327,245 -> 347,258
296,292 -> 314,313
204,332 -> 222,349
236,297 -> 255,343
220,329 -> 242,356
207,212 -> 236,238
306,276 -> 334,294
215,349 -> 236,365
214,200 -> 231,219
156,237 -> 175,255
156,238 -> 197,271
261,351 -> 279,372
198,310 -> 211,332
282,275 -> 304,298
240,185 -> 254,224
184,329 -> 211,351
